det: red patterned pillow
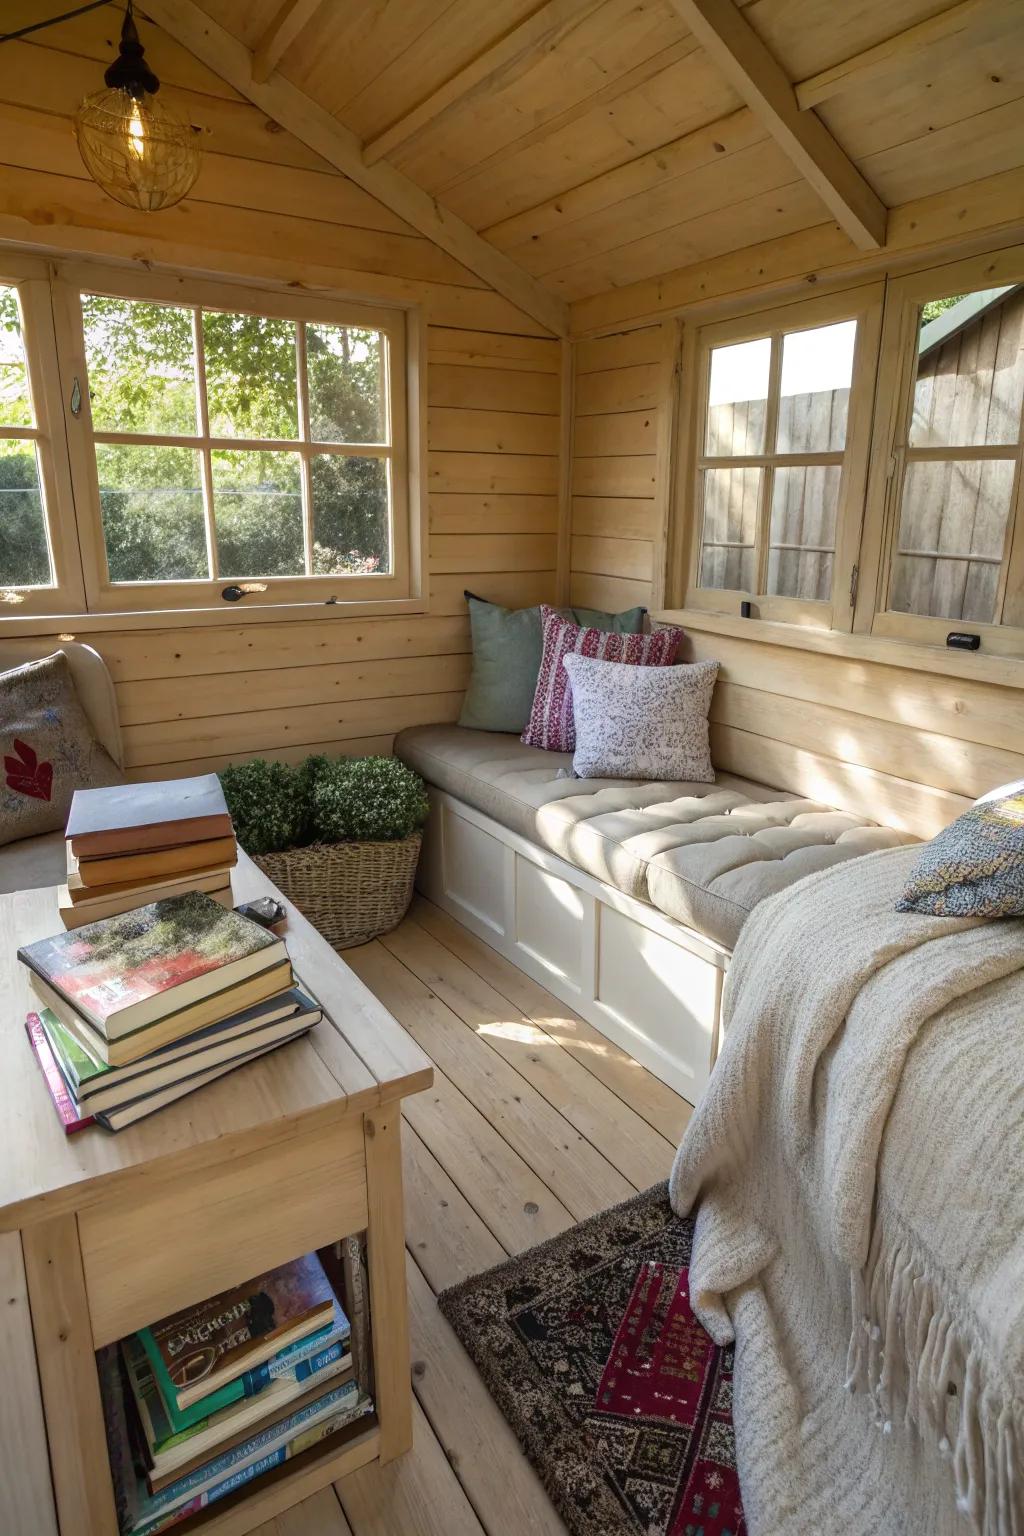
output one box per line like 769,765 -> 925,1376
522,606 -> 683,753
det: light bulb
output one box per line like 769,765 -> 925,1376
127,98 -> 146,160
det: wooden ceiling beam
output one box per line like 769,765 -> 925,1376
667,0 -> 887,250
364,0 -> 603,167
251,0 -> 324,84
795,0 -> 1008,111
141,0 -> 569,336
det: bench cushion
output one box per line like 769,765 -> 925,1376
395,724 -> 912,949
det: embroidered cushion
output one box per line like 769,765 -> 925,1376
895,787 -> 1024,917
562,652 -> 719,782
522,607 -> 683,753
459,593 -> 646,734
0,652 -> 121,849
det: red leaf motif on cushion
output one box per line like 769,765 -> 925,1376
5,739 -> 54,801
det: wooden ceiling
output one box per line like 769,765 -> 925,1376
69,0 -> 1024,327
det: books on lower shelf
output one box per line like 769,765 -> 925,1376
98,1253 -> 374,1536
60,775 -> 238,927
22,889 -> 324,1132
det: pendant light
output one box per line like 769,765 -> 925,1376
73,2 -> 200,212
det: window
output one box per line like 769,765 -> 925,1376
684,287 -> 881,628
869,253 -> 1024,654
0,257 -> 419,619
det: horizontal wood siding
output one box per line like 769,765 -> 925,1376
1,11 -> 560,776
569,325 -> 674,613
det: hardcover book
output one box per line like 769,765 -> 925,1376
140,1253 -> 337,1410
18,890 -> 287,1042
67,774 -> 233,858
69,837 -> 238,891
59,872 -> 233,929
37,989 -> 320,1106
24,1014 -> 95,1133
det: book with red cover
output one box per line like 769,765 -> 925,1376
17,890 -> 287,1043
66,774 -> 234,859
25,1012 -> 95,1133
141,1255 -> 336,1410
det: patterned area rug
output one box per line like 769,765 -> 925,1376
439,1184 -> 745,1536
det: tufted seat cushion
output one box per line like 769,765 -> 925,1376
394,724 -> 913,949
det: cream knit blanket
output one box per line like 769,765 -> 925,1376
669,845 -> 1024,1536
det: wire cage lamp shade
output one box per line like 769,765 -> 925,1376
73,2 -> 200,212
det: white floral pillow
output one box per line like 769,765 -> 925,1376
562,652 -> 719,781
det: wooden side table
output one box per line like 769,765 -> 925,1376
0,853 -> 433,1536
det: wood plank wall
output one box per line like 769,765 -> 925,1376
568,323 -> 677,613
565,318 -> 1024,839
0,7 -> 561,778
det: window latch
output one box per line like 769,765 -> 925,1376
221,583 -> 267,602
69,377 -> 82,417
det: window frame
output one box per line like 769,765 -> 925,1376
680,284 -> 883,631
858,246 -> 1024,657
50,262 -> 416,616
0,253 -> 87,618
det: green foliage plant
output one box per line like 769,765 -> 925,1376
219,754 -> 427,855
311,757 -> 429,844
218,758 -> 307,856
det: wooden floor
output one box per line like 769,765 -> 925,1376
252,895 -> 692,1536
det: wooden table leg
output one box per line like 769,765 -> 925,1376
363,1107 -> 413,1463
22,1214 -> 117,1536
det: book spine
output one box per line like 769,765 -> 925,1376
24,1016 -> 95,1133
238,1332 -> 350,1398
146,1380 -> 361,1513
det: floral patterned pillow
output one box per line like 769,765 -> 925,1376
521,606 -> 683,753
0,652 -> 122,847
895,788 -> 1024,917
562,653 -> 719,781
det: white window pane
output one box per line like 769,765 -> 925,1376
212,450 -> 304,577
0,439 -> 51,587
204,312 -> 298,439
705,337 -> 771,455
310,455 -> 390,574
0,287 -> 33,429
97,445 -> 208,582
889,457 -> 1014,623
910,288 -> 1024,448
83,297 -> 197,435
776,320 -> 855,452
766,464 -> 840,600
306,325 -> 385,444
698,466 -> 761,591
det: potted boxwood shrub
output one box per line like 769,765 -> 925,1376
219,754 -> 428,949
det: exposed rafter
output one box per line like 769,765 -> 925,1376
141,0 -> 569,336
667,0 -> 887,250
795,0 -> 1008,111
252,0 -> 324,85
363,0 -> 603,166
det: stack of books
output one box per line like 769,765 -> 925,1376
60,774 -> 237,930
21,890 -> 321,1131
98,1253 -> 373,1534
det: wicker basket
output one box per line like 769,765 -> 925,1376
253,831 -> 422,949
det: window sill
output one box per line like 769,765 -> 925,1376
654,606 -> 1024,689
0,593 -> 430,637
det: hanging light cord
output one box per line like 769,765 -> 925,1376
0,0 -> 113,46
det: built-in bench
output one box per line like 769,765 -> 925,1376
396,724 -> 912,1102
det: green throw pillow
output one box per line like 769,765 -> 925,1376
895,783 -> 1024,917
458,592 -> 646,733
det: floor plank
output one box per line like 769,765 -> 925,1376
335,1398 -> 487,1536
410,896 -> 693,1144
249,902 -> 693,1536
383,917 -> 675,1189
348,940 -> 634,1220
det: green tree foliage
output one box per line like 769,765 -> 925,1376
0,288 -> 51,587
82,296 -> 391,584
921,294 -> 966,324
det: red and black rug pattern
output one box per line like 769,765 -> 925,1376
438,1183 -> 746,1536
